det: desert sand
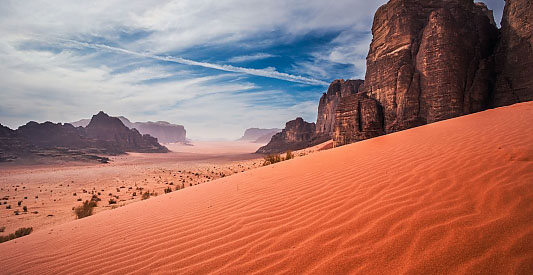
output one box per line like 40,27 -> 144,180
1,102 -> 532,274
0,141 -> 267,234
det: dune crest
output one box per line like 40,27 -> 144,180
0,102 -> 532,274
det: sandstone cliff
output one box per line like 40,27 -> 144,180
363,0 -> 498,133
85,112 -> 168,153
259,0 -> 532,152
238,128 -> 281,142
256,118 -> 320,154
493,0 -> 533,106
334,93 -> 384,147
316,79 -> 364,138
72,116 -> 187,144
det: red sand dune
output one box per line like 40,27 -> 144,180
1,102 -> 532,274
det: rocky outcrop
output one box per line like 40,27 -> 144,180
334,94 -> 384,147
17,122 -> 90,150
363,0 -> 498,133
238,128 -> 281,142
72,116 -> 187,144
118,117 -> 187,144
316,79 -> 364,138
260,0 -> 532,152
1,112 -> 168,163
85,112 -> 168,153
256,118 -> 322,154
493,0 -> 533,106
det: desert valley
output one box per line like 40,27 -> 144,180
1,0 -> 532,274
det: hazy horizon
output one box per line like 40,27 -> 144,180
0,0 -> 504,140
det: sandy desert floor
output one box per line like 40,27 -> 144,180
0,102 -> 532,274
0,141 -> 271,234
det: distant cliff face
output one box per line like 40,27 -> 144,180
363,0 -> 498,133
493,0 -> 533,106
117,117 -> 186,144
86,112 -> 168,153
316,79 -> 364,138
73,116 -> 186,144
238,128 -> 281,143
0,111 -> 168,163
256,118 -> 320,154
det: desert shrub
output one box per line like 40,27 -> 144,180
108,198 -> 117,205
74,200 -> 96,219
164,187 -> 172,194
6,205 -> 11,209
17,201 -> 22,206
263,154 -> 282,166
285,151 -> 294,160
0,227 -> 33,243
91,194 -> 101,202
0,227 -> 4,232
23,206 -> 27,212
141,192 -> 150,200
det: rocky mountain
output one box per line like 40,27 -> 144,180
0,112 -> 168,163
256,118 -> 321,154
238,128 -> 281,143
0,124 -> 35,162
85,112 -> 168,153
259,0 -> 533,152
72,116 -> 187,144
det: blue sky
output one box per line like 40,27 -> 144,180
0,0 -> 504,140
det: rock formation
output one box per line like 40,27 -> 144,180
256,118 -> 319,154
85,112 -> 168,153
238,128 -> 281,143
493,0 -> 533,106
0,112 -> 168,162
72,116 -> 187,144
363,0 -> 498,133
260,0 -> 533,152
316,79 -> 364,138
334,93 -> 384,147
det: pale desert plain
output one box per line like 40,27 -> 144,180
0,102 -> 531,274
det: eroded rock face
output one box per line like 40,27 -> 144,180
334,94 -> 384,147
86,112 -> 168,153
72,116 -> 187,144
238,128 -> 281,142
118,117 -> 187,144
316,79 -> 364,138
363,0 -> 498,133
256,118 -> 320,154
493,0 -> 533,106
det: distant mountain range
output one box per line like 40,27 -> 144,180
238,128 -> 281,143
71,116 -> 187,144
0,111 -> 168,163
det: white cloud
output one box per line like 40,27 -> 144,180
227,53 -> 277,63
0,0 -> 395,139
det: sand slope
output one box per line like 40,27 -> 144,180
1,102 -> 532,274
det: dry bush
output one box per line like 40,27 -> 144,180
0,227 -> 33,243
141,191 -> 150,200
263,154 -> 282,166
74,200 -> 97,219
